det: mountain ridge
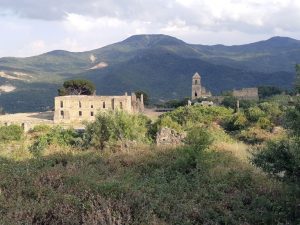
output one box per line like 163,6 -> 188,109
0,34 -> 298,113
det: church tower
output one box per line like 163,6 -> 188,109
192,72 -> 201,100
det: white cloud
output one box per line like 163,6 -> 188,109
1,0 -> 300,56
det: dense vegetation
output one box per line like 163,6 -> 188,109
0,91 -> 299,224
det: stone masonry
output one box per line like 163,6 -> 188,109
54,92 -> 144,123
232,88 -> 259,100
191,72 -> 212,100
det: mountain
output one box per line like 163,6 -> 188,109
0,34 -> 298,113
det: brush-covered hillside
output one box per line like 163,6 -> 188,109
0,35 -> 299,112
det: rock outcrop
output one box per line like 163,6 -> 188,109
156,127 -> 186,147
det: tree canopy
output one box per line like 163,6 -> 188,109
258,86 -> 283,99
58,79 -> 96,96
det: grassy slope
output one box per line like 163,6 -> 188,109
0,139 -> 296,224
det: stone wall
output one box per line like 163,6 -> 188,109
156,127 -> 186,147
233,88 -> 259,100
54,93 -> 144,123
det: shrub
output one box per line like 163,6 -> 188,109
221,96 -> 238,109
257,117 -> 273,131
238,127 -> 271,144
258,101 -> 283,125
173,128 -> 214,174
285,99 -> 300,136
83,111 -> 151,150
252,99 -> 300,185
239,100 -> 257,109
184,127 -> 213,151
29,124 -> 51,133
223,112 -> 248,131
29,126 -> 80,157
245,106 -> 265,123
162,105 -> 232,127
0,125 -> 23,142
252,138 -> 300,184
29,135 -> 49,157
151,115 -> 182,134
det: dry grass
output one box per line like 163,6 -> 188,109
213,141 -> 250,162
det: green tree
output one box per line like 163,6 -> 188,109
221,96 -> 238,109
258,86 -> 283,99
135,90 -> 149,106
58,79 -> 96,96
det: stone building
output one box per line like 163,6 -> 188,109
54,92 -> 144,123
191,72 -> 212,100
232,88 -> 259,100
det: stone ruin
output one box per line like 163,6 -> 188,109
156,127 -> 186,147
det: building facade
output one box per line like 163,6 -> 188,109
232,88 -> 259,100
191,72 -> 212,100
54,92 -> 144,123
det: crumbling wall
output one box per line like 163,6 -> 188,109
156,127 -> 186,147
233,88 -> 259,100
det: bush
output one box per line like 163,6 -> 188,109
285,99 -> 300,136
184,127 -> 213,151
29,127 -> 80,157
252,99 -> 300,185
258,102 -> 283,125
223,112 -> 248,131
245,106 -> 265,123
83,111 -> 151,150
257,117 -> 273,131
238,127 -> 271,144
252,138 -> 300,184
29,124 -> 51,133
150,115 -> 183,137
162,105 -> 232,127
239,99 -> 257,109
221,96 -> 238,109
0,125 -> 23,142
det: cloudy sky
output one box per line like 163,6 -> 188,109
1,0 -> 300,57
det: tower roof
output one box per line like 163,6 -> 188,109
193,72 -> 201,78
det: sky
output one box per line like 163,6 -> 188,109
1,0 -> 300,57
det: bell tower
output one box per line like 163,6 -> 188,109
192,72 -> 201,100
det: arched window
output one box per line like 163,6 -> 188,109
103,102 -> 106,109
79,111 -> 82,116
195,92 -> 198,97
79,101 -> 82,108
60,101 -> 63,108
195,80 -> 198,85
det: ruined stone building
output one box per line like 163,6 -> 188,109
232,88 -> 259,100
54,92 -> 144,123
191,72 -> 212,100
